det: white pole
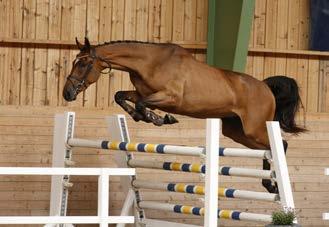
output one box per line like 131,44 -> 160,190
0,216 -> 134,224
323,213 -> 329,220
266,122 -> 296,220
0,167 -> 135,176
119,189 -> 135,217
98,170 -> 110,227
204,119 -> 219,227
325,168 -> 329,176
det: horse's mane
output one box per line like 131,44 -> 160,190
95,40 -> 179,48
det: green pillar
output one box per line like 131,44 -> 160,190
207,0 -> 255,73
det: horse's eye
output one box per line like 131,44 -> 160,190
77,60 -> 87,67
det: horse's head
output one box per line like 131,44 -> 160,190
63,37 -> 109,101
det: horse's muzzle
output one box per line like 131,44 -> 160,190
63,89 -> 76,101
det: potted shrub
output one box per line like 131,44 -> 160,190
266,208 -> 301,227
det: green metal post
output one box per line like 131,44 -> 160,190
207,0 -> 255,72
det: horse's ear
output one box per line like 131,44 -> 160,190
75,37 -> 83,50
84,37 -> 91,49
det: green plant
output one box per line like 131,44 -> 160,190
271,207 -> 297,225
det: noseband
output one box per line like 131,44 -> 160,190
67,49 -> 112,95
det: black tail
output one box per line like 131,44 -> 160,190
263,76 -> 306,134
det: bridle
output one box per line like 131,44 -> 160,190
67,48 -> 112,96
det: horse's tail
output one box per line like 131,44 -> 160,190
263,76 -> 307,134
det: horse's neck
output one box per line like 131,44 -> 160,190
96,43 -> 163,73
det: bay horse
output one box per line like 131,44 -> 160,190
63,38 -> 306,193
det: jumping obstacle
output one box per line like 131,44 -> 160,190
110,117 -> 295,226
0,167 -> 135,226
51,112 -> 220,227
50,112 -> 296,227
108,115 -> 296,226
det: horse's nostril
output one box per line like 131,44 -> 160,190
63,91 -> 68,100
63,90 -> 73,101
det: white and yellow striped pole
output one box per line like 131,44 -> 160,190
138,201 -> 272,222
132,180 -> 279,202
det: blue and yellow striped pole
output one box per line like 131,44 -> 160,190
132,180 -> 278,202
68,138 -> 270,159
127,159 -> 273,179
138,201 -> 272,222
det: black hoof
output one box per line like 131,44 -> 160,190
152,121 -> 164,126
283,140 -> 288,154
262,179 -> 278,193
163,114 -> 178,124
132,113 -> 144,122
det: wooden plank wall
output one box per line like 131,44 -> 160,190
246,0 -> 329,113
0,0 -> 208,108
0,106 -> 328,227
1,0 -> 329,113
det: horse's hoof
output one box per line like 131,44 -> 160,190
152,121 -> 164,126
132,113 -> 144,122
164,114 -> 178,124
262,179 -> 278,193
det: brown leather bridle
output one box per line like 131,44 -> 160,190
67,48 -> 112,95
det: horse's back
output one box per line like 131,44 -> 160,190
174,61 -> 275,118
131,45 -> 275,121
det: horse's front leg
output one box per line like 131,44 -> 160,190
135,90 -> 179,126
114,90 -> 177,125
114,91 -> 145,122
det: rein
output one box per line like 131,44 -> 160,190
67,49 -> 112,95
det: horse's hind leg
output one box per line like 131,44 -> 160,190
222,117 -> 269,150
222,116 -> 279,193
